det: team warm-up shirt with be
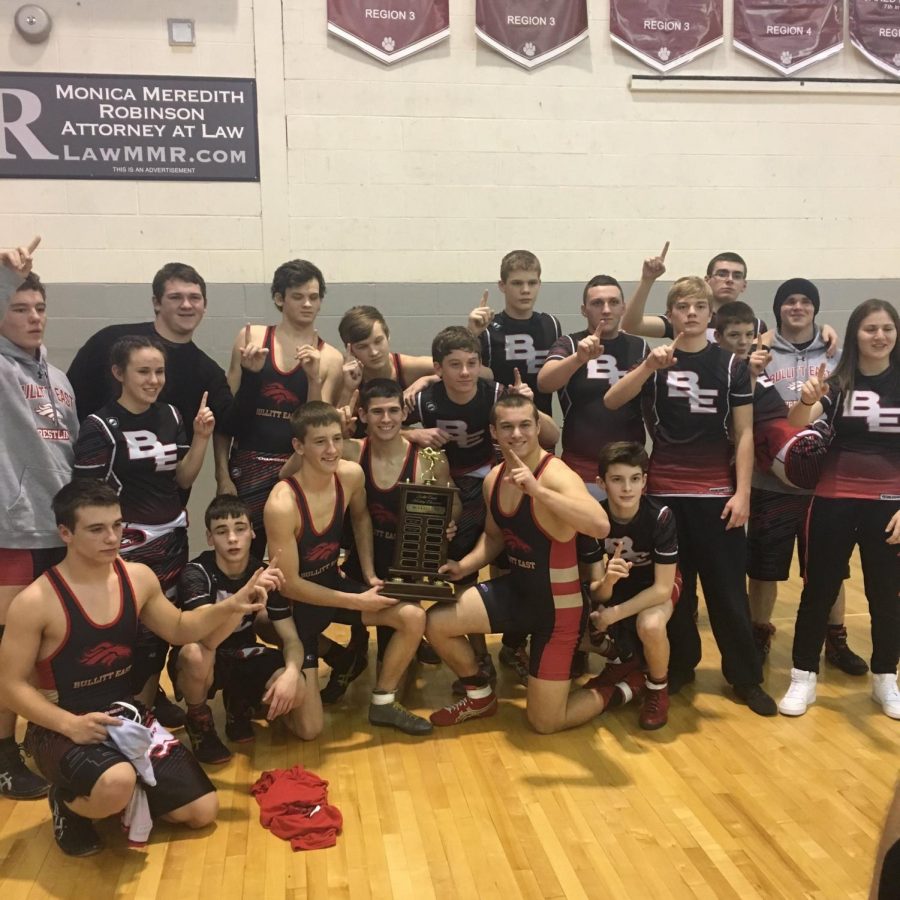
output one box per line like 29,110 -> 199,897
816,367 -> 900,500
643,343 -> 753,497
415,379 -> 503,477
480,311 -> 561,415
546,331 -> 649,480
73,401 -> 188,525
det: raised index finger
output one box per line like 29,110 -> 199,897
244,323 -> 251,346
267,549 -> 281,569
199,391 -> 209,409
660,240 -> 670,261
612,541 -> 623,558
816,363 -> 827,381
480,290 -> 489,307
27,235 -> 41,254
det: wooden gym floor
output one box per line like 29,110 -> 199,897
0,552 -> 896,899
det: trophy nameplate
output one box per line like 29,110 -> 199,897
382,449 -> 459,602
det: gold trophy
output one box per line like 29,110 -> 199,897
382,448 -> 459,602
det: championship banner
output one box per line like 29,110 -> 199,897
733,0 -> 843,75
850,0 -> 900,77
609,1 -> 724,72
327,1 -> 449,64
475,1 -> 589,69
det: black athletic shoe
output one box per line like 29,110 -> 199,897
667,669 -> 696,696
153,688 -> 186,731
321,648 -> 369,704
368,700 -> 433,736
0,739 -> 49,799
825,626 -> 869,676
48,785 -> 102,857
416,639 -> 442,666
734,684 -> 777,717
225,715 -> 255,743
186,708 -> 232,764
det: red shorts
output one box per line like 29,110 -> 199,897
0,546 -> 66,587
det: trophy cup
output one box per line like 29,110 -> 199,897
382,448 -> 459,602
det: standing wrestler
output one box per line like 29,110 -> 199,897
0,238 -> 79,800
537,274 -> 649,496
466,250 -> 561,416
426,394 -> 620,733
263,402 -> 433,735
73,336 -> 214,717
223,260 -> 343,559
605,277 -> 776,715
0,480 -> 278,856
172,495 -> 315,764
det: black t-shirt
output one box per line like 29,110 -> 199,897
599,497 -> 678,605
67,321 -> 232,441
480,311 -> 561,415
414,379 -> 503,477
547,331 -> 649,480
74,400 -> 188,525
645,343 -> 754,496
818,366 -> 900,500
175,550 -> 269,653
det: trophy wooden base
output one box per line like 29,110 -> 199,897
381,578 -> 457,603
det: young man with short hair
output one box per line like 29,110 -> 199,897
426,394 -> 621,733
537,274 -> 649,495
583,442 -> 680,730
0,239 -> 79,799
222,260 -> 344,559
0,481 -> 278,856
466,250 -> 562,416
605,277 -> 777,716
719,284 -> 865,672
172,495 -> 315,765
263,402 -> 433,735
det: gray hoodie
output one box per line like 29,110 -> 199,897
1,269 -> 79,548
752,326 -> 839,495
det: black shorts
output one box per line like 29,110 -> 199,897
24,703 -> 214,818
131,632 -> 170,692
168,643 -> 285,702
747,489 -> 824,582
476,574 -> 588,681
0,546 -> 66,588
447,474 -> 488,588
289,578 -> 368,668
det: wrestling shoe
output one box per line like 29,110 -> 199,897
825,626 -> 868,676
430,691 -> 498,727
872,673 -> 900,720
321,647 -> 369,704
225,714 -> 255,743
500,643 -> 530,684
639,680 -> 669,731
368,700 -> 433,735
778,669 -> 817,716
0,739 -> 48,799
591,656 -> 642,689
49,785 -> 102,857
186,706 -> 232,764
153,688 -> 186,731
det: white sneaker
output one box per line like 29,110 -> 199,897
778,668 -> 817,716
872,673 -> 900,720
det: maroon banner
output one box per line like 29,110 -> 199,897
733,0 -> 843,75
850,0 -> 900,76
475,1 -> 589,69
327,1 -> 449,64
609,1 -> 724,72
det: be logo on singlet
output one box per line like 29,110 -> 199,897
437,420 -> 484,448
586,356 -> 624,383
124,430 -> 179,471
844,391 -> 900,432
605,536 -> 650,566
666,372 -> 718,414
505,335 -> 548,375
